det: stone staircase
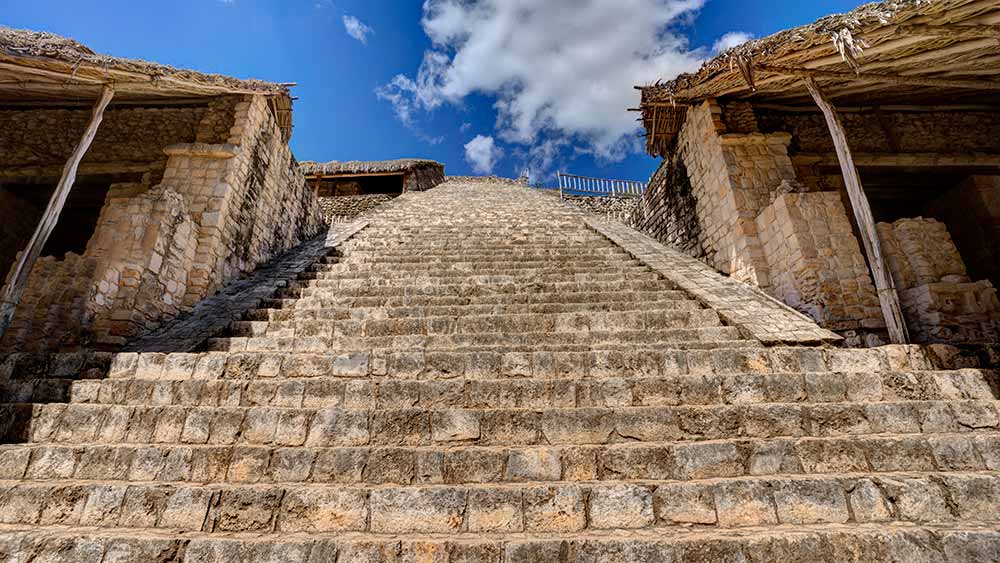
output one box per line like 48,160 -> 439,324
1,179 -> 1000,562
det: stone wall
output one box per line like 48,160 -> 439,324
626,157 -> 702,257
0,94 -> 324,352
320,194 -> 397,223
0,105 -> 209,184
626,101 -> 882,344
564,195 -> 637,223
878,218 -> 1000,344
756,110 -> 1000,155
0,253 -> 97,351
757,192 -> 884,346
403,165 -> 446,192
682,101 -> 798,288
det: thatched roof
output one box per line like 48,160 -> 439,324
638,0 -> 1000,156
301,159 -> 444,177
0,27 -> 294,139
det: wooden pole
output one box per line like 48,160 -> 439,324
804,78 -> 909,344
0,84 -> 115,340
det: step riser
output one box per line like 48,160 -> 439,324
5,370 -> 993,408
207,328 -> 746,353
0,526 -> 995,563
0,473 -> 998,533
325,256 -> 642,268
273,280 -> 677,299
225,311 -> 723,338
6,400 -> 997,447
303,264 -> 652,277
0,346 -> 941,383
5,433 -> 999,485
261,290 -> 695,310
292,273 -> 663,287
243,300 -> 704,322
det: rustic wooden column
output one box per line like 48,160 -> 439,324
804,78 -> 909,344
0,84 -> 115,339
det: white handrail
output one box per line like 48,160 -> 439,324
556,172 -> 646,197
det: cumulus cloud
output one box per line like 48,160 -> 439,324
713,31 -> 753,53
378,0 -> 708,161
375,51 -> 450,125
343,15 -> 374,44
464,135 -> 503,174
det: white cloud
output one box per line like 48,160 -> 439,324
464,135 -> 503,174
713,31 -> 752,53
375,51 -> 450,125
378,0 -> 709,162
343,15 -> 374,44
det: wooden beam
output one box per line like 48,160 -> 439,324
896,23 -> 1000,39
753,103 -> 1000,113
804,77 -> 909,345
0,84 -> 115,340
793,153 -> 1000,168
756,63 -> 1000,91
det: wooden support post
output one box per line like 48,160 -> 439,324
804,78 -> 910,344
0,85 -> 115,340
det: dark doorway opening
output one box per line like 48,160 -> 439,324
315,174 -> 404,197
0,173 -> 142,277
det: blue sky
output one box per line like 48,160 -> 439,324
4,0 -> 863,184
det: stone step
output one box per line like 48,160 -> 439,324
243,299 -> 705,322
304,261 -> 651,277
206,327 -> 749,353
261,289 -> 695,310
346,233 -> 608,242
339,253 -> 634,264
342,255 -> 638,266
5,400 -> 997,447
291,272 -> 664,289
1,523 -> 997,563
4,433 -> 999,486
273,280 -> 678,299
0,472 -> 998,534
4,369 -> 993,409
0,345 -> 941,384
224,310 -> 724,339
299,271 -> 660,285
342,241 -> 627,251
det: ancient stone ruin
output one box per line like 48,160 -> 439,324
0,28 -> 325,353
302,159 -> 445,223
1,1 -> 1000,561
633,0 -> 1000,347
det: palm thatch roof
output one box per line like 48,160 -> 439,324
0,27 -> 295,139
301,159 -> 444,177
638,0 -> 1000,156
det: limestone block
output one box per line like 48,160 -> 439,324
369,487 -> 466,533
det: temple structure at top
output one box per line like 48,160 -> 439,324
632,0 -> 1000,347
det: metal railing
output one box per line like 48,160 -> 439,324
557,172 -> 646,198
